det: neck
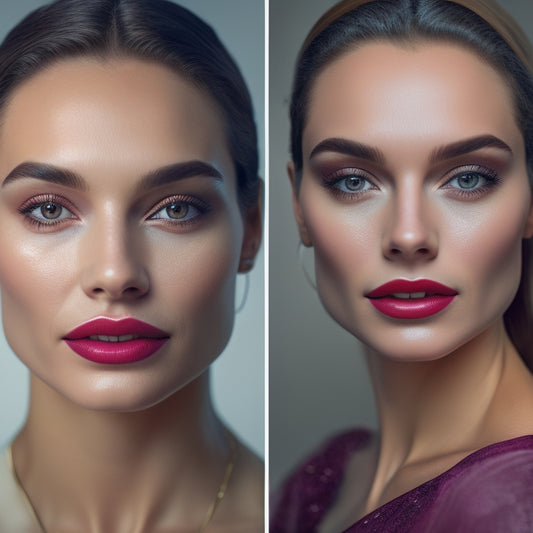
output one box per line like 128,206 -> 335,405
13,370 -> 231,533
364,318 -> 533,508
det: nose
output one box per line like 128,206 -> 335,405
80,217 -> 149,301
382,185 -> 438,262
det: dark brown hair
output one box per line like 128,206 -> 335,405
290,0 -> 533,369
0,0 -> 260,210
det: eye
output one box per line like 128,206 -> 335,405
441,166 -> 500,199
147,195 -> 209,225
447,172 -> 483,190
19,195 -> 77,229
334,175 -> 375,193
321,168 -> 378,200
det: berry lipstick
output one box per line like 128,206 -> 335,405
63,317 -> 170,364
366,279 -> 457,319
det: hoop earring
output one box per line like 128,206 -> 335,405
235,272 -> 250,313
298,241 -> 316,290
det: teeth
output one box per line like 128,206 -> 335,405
89,334 -> 136,342
392,292 -> 426,299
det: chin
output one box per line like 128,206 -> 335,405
32,357 -> 214,413
353,317 -> 504,364
58,380 -> 193,413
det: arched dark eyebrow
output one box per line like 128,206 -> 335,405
309,135 -> 513,165
429,135 -> 513,162
309,138 -> 385,164
135,161 -> 223,193
2,160 -> 223,190
2,162 -> 87,190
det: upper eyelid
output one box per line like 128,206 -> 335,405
321,163 -> 498,183
322,167 -> 377,183
439,165 -> 500,186
18,193 -> 78,214
145,194 -> 210,218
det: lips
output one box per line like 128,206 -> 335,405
366,279 -> 457,319
63,317 -> 170,364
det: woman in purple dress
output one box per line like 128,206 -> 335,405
272,0 -> 533,531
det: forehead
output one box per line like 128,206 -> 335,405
304,41 -> 522,156
0,58 -> 232,180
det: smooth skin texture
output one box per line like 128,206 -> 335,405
0,58 -> 262,533
290,42 -> 533,531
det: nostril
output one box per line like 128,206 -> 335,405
124,286 -> 142,294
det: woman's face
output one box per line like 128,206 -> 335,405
0,58 -> 257,410
292,42 -> 533,361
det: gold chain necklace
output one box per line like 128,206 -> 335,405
6,436 -> 237,533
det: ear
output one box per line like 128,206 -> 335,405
523,194 -> 533,239
288,162 -> 312,247
238,179 -> 263,273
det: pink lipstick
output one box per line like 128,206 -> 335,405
63,317 -> 169,364
366,279 -> 457,319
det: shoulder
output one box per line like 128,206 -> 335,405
421,436 -> 533,533
270,428 -> 372,533
0,444 -> 37,531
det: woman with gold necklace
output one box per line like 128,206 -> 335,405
0,0 -> 264,531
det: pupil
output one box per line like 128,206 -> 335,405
345,177 -> 363,191
458,173 -> 479,189
41,202 -> 61,219
166,202 -> 188,219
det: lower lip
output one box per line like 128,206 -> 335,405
64,338 -> 168,364
368,295 -> 456,319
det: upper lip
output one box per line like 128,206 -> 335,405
63,317 -> 170,340
365,279 -> 458,298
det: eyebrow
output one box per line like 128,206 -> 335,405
309,134 -> 513,165
429,135 -> 513,162
309,138 -> 385,164
2,162 -> 87,190
2,160 -> 223,190
134,161 -> 223,193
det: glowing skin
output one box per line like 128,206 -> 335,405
292,42 -> 533,362
289,41 -> 533,529
0,58 -> 258,411
0,58 -> 262,532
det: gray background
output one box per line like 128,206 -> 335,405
0,0 -> 265,458
269,0 -> 533,488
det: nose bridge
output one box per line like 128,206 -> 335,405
81,208 -> 149,299
383,176 -> 437,260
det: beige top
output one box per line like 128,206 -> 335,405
0,446 -> 39,532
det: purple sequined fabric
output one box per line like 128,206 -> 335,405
270,430 -> 533,533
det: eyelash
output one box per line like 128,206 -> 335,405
321,168 -> 378,200
146,194 -> 211,227
440,165 -> 500,199
18,193 -> 211,232
18,194 -> 78,231
322,165 -> 501,201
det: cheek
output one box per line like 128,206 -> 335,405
152,215 -> 244,345
300,185 -> 378,323
0,227 -> 78,368
446,193 -> 529,313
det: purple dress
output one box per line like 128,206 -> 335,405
271,429 -> 533,532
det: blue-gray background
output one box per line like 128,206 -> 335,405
269,0 -> 533,488
0,0 -> 265,458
